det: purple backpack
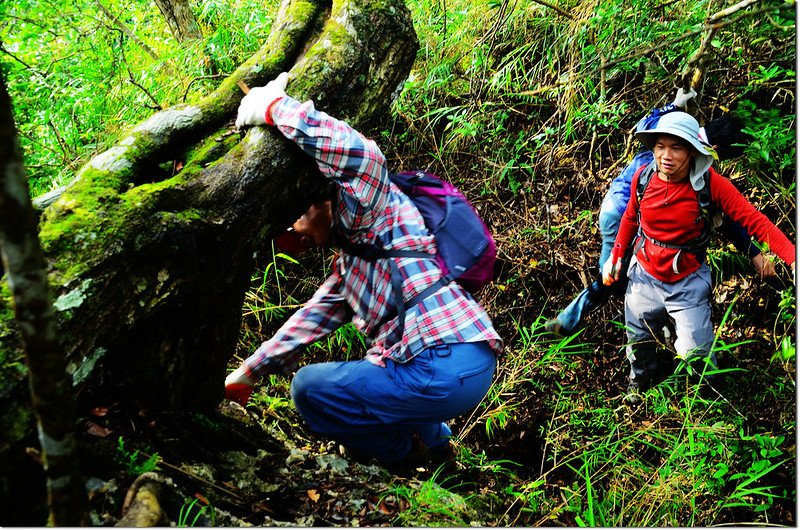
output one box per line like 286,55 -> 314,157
389,170 -> 496,292
338,170 -> 496,331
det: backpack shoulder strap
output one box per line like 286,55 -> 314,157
696,168 -> 712,209
694,168 -> 720,238
635,160 -> 658,204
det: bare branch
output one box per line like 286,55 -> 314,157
709,0 -> 763,23
510,2 -> 792,102
530,0 -> 573,19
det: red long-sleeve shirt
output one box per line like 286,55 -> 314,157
612,165 -> 796,283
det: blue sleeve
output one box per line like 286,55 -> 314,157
718,216 -> 761,258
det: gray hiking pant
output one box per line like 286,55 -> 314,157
624,260 -> 716,387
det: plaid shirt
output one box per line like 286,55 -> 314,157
243,97 -> 502,378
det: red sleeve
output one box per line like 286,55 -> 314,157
611,168 -> 645,262
710,170 -> 796,265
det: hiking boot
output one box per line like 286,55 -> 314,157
544,319 -> 565,337
385,434 -> 454,477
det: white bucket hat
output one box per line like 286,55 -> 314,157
636,111 -> 714,191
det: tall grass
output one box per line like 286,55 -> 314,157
3,0 -> 795,525
387,0 -> 795,526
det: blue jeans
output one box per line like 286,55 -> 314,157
555,198 -> 629,334
290,341 -> 496,464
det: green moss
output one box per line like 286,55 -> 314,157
37,146 -> 216,288
215,0 -> 319,99
286,0 -> 318,24
184,130 -> 241,169
38,164 -> 129,273
0,281 -> 27,401
0,282 -> 16,329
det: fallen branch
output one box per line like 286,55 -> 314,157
117,472 -> 170,527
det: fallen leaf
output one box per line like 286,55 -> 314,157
251,500 -> 273,513
85,421 -> 112,437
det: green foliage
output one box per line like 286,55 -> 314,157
250,374 -> 295,416
177,497 -> 215,527
3,0 -> 795,526
462,315 -> 589,441
1,0 -> 278,196
115,437 -> 160,475
239,245 -> 367,364
384,477 -> 475,527
736,99 -> 796,199
471,295 -> 795,526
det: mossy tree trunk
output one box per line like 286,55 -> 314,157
1,0 -> 417,518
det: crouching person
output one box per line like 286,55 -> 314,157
602,111 -> 795,404
224,73 -> 503,466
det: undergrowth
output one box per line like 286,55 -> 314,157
3,0 -> 795,526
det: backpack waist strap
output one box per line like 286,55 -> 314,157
635,229 -> 711,275
638,228 -> 710,253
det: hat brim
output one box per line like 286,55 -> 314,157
636,128 -> 711,156
636,129 -> 714,191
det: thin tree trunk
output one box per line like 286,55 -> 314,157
0,73 -> 88,525
153,0 -> 203,42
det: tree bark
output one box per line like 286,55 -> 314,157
1,0 -> 417,521
153,0 -> 203,42
0,71 -> 88,526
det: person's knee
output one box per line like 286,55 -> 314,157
675,328 -> 714,358
291,364 -> 321,410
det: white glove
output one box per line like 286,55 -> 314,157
225,364 -> 256,406
672,87 -> 697,108
225,364 -> 255,387
602,256 -> 622,286
235,72 -> 290,128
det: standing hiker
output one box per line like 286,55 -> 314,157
601,111 -> 795,403
546,88 -> 774,337
224,72 -> 503,466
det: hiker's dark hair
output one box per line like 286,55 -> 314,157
704,115 -> 749,161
